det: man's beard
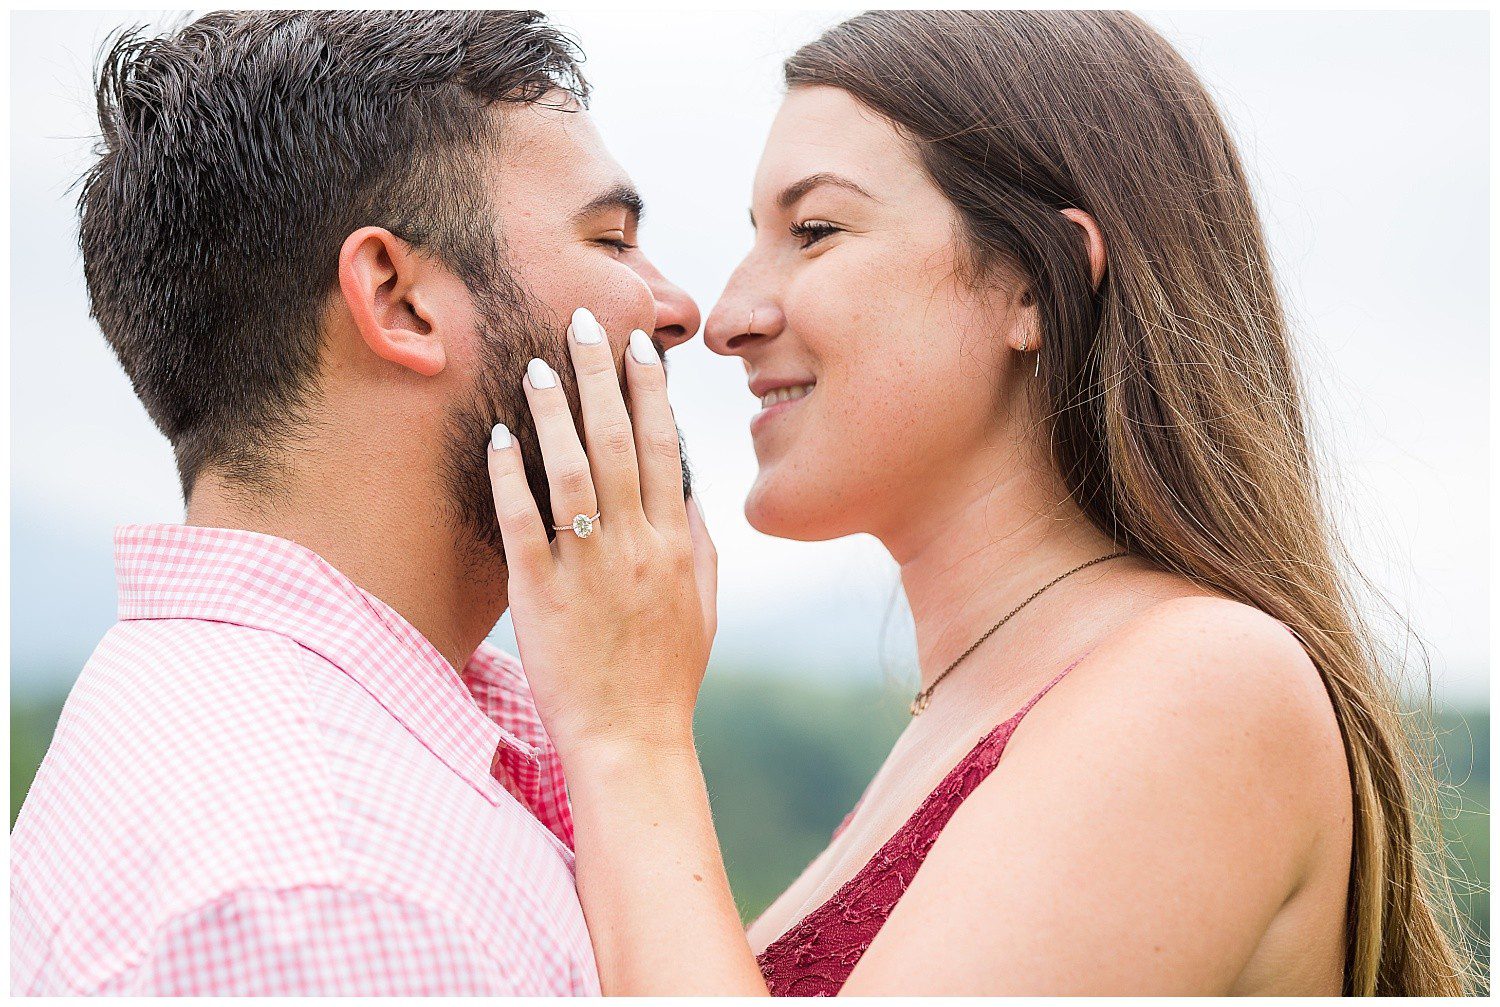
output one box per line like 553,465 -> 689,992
440,272 -> 693,580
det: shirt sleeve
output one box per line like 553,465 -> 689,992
119,885 -> 549,995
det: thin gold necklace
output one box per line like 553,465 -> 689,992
910,550 -> 1130,716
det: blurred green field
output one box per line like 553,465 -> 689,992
12,671 -> 1489,989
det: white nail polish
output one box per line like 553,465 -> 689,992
490,423 -> 512,450
629,329 -> 659,365
572,307 -> 603,345
527,357 -> 556,389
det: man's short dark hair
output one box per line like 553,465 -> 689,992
78,10 -> 588,498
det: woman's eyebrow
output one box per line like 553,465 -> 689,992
572,183 -> 645,226
775,172 -> 876,211
749,172 -> 878,228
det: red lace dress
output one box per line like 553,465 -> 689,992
754,657 -> 1085,996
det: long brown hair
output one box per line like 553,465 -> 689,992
786,10 -> 1476,995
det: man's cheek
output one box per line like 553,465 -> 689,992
586,263 -> 656,341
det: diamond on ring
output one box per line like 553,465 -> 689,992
555,511 -> 600,539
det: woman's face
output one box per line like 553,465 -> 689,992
705,86 -> 1035,546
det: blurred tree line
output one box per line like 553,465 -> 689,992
11,670 -> 1489,989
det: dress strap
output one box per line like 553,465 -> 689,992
758,644 -> 1100,995
829,647 -> 1093,844
1017,646 -> 1092,719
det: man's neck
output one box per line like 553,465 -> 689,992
186,469 -> 507,672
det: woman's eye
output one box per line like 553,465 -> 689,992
788,220 -> 841,250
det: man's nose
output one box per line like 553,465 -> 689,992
632,255 -> 700,353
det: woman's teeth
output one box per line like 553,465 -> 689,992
760,384 -> 814,409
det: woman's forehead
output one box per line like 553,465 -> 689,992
754,87 -> 932,212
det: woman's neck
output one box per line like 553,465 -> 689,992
887,450 -> 1122,692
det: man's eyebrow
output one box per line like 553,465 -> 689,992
573,184 -> 645,225
775,172 -> 876,211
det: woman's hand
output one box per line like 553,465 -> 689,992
485,307 -> 717,758
485,309 -> 763,996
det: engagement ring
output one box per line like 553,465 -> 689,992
554,511 -> 600,539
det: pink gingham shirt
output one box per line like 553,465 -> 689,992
11,524 -> 601,995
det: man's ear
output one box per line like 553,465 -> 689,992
337,226 -> 447,378
1060,208 -> 1107,290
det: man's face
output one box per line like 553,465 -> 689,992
443,97 -> 701,572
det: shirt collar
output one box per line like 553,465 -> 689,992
114,523 -> 544,805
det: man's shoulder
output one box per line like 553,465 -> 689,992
91,612 -> 321,675
36,615 -> 345,803
13,625 -> 596,996
12,620 -> 352,970
21,618 -> 351,858
74,617 -> 334,740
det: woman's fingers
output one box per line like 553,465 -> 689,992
625,329 -> 689,534
565,308 -> 644,517
487,423 -> 553,580
523,309 -> 680,542
686,495 -> 718,640
522,356 -> 598,542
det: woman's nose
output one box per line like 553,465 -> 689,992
705,275 -> 783,357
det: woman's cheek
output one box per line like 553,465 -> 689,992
748,367 -> 916,540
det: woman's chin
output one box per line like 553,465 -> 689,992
744,474 -> 848,542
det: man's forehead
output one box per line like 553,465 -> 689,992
492,100 -> 628,194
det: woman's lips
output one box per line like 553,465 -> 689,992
750,384 -> 813,437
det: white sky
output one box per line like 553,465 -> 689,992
9,10 -> 1489,703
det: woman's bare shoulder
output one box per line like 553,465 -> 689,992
1088,594 -> 1330,723
1005,591 -> 1349,845
845,594 -> 1353,993
1057,593 -> 1338,751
